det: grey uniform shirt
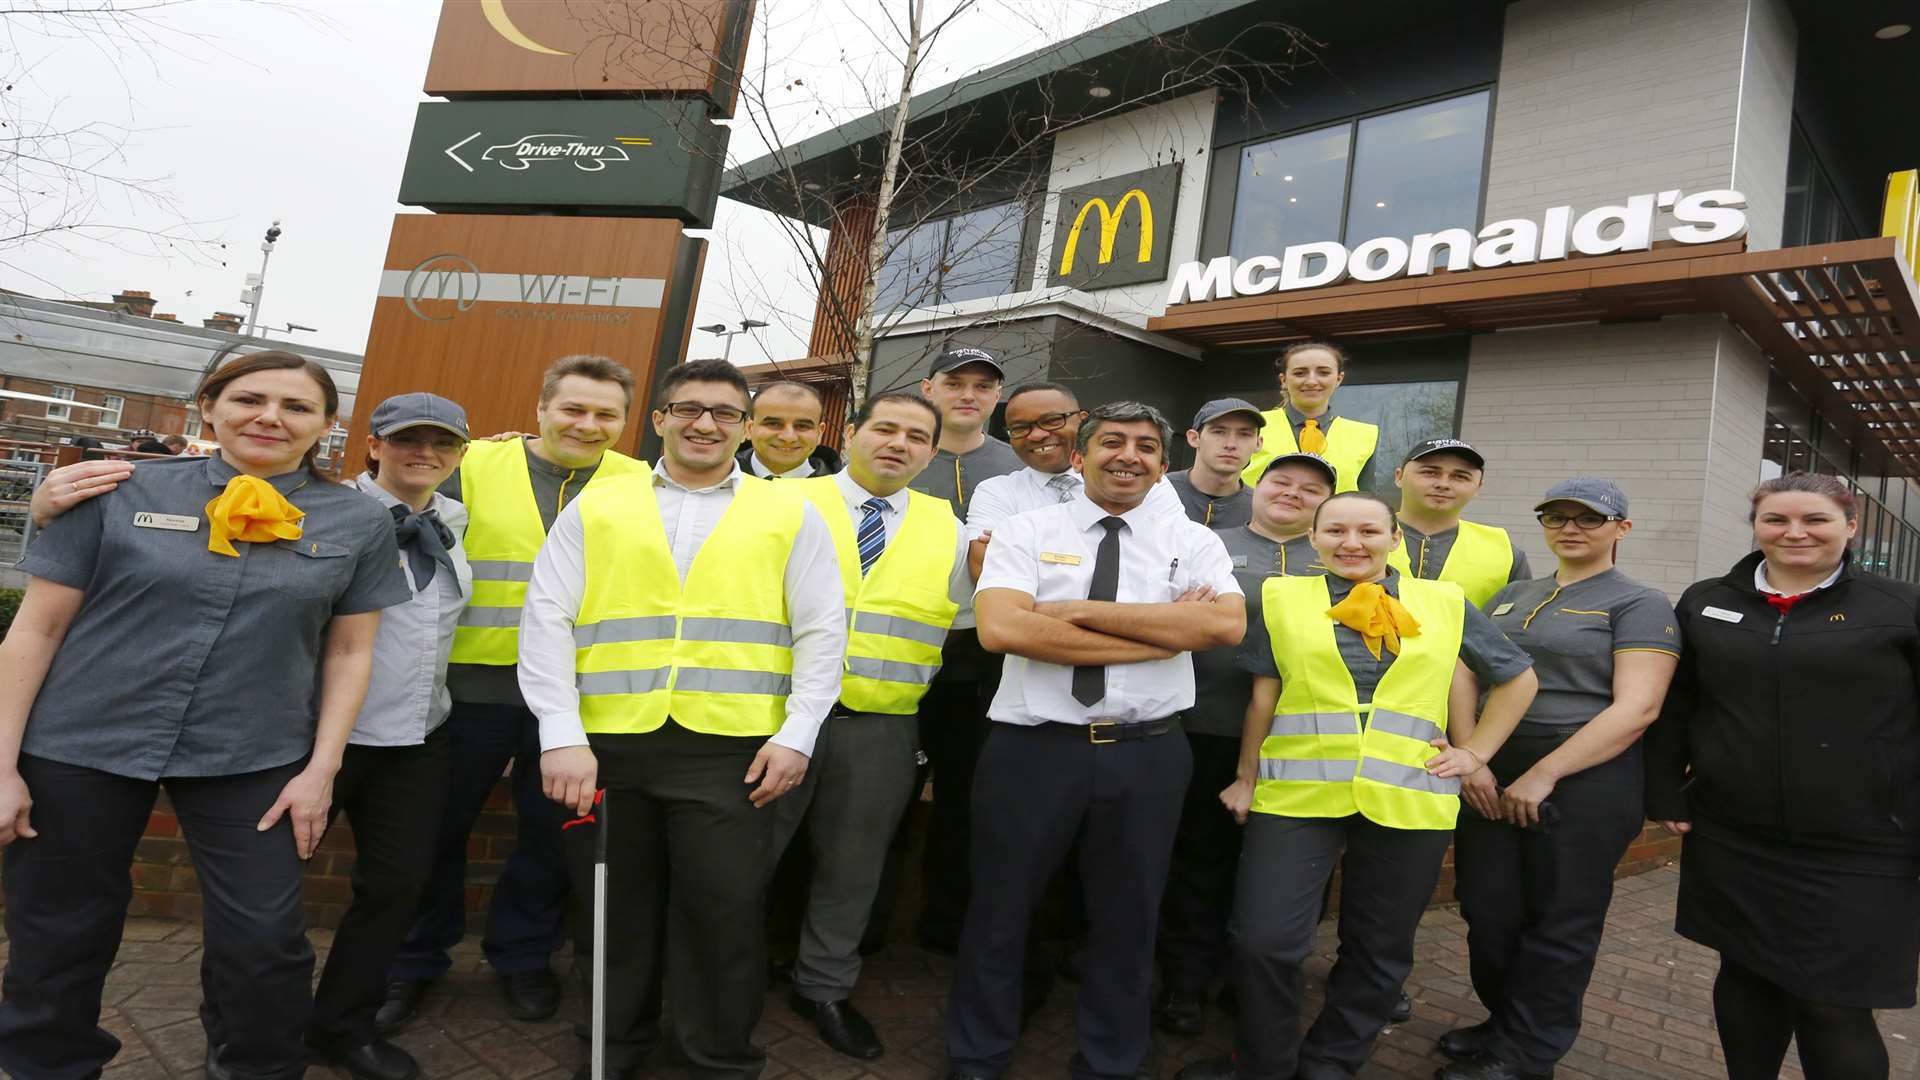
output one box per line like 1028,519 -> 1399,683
1283,404 -> 1376,493
17,455 -> 410,780
1167,470 -> 1253,530
909,434 -> 1022,518
350,474 -> 473,747
1189,528 -> 1324,737
1399,519 -> 1533,586
1239,569 -> 1533,705
441,439 -> 604,706
1485,568 -> 1680,727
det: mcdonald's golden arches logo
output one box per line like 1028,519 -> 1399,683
1048,163 -> 1181,291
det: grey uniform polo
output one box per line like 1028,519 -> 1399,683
909,435 -> 1022,517
1399,519 -> 1533,585
1189,528 -> 1324,738
1485,568 -> 1680,728
1239,569 -> 1533,706
1168,470 -> 1253,529
440,439 -> 605,706
17,455 -> 409,780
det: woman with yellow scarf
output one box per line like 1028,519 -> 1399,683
1179,491 -> 1537,1080
0,351 -> 410,1080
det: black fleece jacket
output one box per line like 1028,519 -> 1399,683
1646,551 -> 1920,871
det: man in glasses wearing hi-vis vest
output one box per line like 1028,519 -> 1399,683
1240,341 -> 1379,495
519,358 -> 847,1080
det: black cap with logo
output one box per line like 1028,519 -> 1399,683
926,345 -> 1005,380
1403,437 -> 1486,470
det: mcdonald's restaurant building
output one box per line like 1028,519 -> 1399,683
724,0 -> 1920,599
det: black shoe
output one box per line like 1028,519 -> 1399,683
374,978 -> 432,1036
788,991 -> 884,1060
1437,1023 -> 1494,1059
1174,1054 -> 1235,1080
204,1045 -> 235,1080
1433,1052 -> 1554,1080
1390,990 -> 1414,1023
320,1040 -> 421,1080
1153,988 -> 1205,1038
500,968 -> 560,1021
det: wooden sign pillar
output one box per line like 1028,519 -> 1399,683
347,0 -> 754,457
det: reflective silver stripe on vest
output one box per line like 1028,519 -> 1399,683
459,606 -> 521,628
577,668 -> 672,696
1256,758 -> 1359,782
468,560 -> 535,582
674,668 -> 792,695
1368,709 -> 1445,745
573,615 -> 678,649
1266,712 -> 1357,738
851,611 -> 949,648
1358,756 -> 1461,795
845,656 -> 939,685
678,618 -> 793,647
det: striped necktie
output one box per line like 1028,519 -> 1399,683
857,497 -> 889,576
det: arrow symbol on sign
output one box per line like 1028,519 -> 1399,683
445,131 -> 481,173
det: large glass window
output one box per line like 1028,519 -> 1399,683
1227,90 -> 1491,261
43,385 -> 74,422
100,395 -> 124,429
1781,125 -> 1859,248
1214,375 -> 1460,496
872,201 -> 1026,312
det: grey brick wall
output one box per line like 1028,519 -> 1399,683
1459,317 -> 1766,599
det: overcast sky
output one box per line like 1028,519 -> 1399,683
0,0 -> 1153,367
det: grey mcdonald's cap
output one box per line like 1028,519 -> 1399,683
1190,397 -> 1267,431
369,392 -> 470,440
1536,477 -> 1629,518
1258,451 -> 1337,487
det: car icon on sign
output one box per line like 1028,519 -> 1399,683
481,133 -> 632,172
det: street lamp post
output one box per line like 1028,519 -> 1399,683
697,319 -> 769,364
241,220 -> 283,337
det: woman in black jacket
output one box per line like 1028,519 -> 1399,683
1646,471 -> 1919,1080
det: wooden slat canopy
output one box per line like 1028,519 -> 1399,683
1148,237 -> 1920,473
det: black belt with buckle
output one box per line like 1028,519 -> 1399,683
1042,717 -> 1176,744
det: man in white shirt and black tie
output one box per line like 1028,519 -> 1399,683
945,402 -> 1246,1080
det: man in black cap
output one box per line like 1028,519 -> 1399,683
1389,438 -> 1531,608
909,344 -> 1023,952
1166,399 -> 1263,528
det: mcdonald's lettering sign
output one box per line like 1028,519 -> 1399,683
1047,163 -> 1180,291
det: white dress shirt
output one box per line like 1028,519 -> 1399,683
350,474 -> 473,747
750,453 -> 814,479
966,466 -> 1183,540
832,470 -> 975,622
1755,561 -> 1844,595
518,461 -> 847,757
976,490 -> 1241,725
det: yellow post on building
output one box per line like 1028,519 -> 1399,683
1884,169 -> 1919,272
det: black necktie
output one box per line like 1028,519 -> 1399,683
390,503 -> 457,589
1072,516 -> 1126,707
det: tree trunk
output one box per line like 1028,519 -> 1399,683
846,0 -> 927,412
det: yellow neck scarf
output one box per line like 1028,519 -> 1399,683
205,474 -> 305,557
1327,580 -> 1421,659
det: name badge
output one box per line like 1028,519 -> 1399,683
133,512 -> 199,532
1231,555 -> 1249,568
1040,551 -> 1082,566
1492,602 -> 1514,616
1701,606 -> 1744,624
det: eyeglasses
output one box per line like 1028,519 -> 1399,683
1537,511 -> 1622,530
1005,411 -> 1080,440
663,401 -> 747,426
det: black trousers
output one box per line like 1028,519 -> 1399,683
1157,731 -> 1244,997
1453,733 -> 1644,1072
0,755 -> 311,1080
562,727 -> 775,1080
392,701 -> 569,981
1228,813 -> 1450,1080
946,720 -> 1191,1080
914,635 -> 999,948
308,727 -> 452,1052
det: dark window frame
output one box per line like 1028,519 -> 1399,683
872,200 -> 1036,314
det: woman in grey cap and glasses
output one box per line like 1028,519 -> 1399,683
1440,478 -> 1679,1080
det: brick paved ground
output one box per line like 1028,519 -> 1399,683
49,866 -> 1920,1079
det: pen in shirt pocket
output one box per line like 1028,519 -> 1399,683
1168,558 -> 1179,584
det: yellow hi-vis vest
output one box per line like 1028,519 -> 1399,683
796,478 -> 960,714
1387,518 -> 1515,609
572,470 -> 805,736
1254,574 -> 1465,830
449,438 -> 645,666
1241,410 -> 1379,493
